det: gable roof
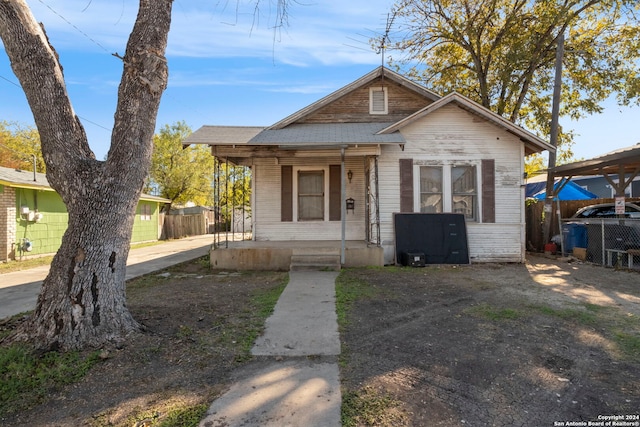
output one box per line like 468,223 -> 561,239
184,68 -> 554,157
378,92 -> 554,156
269,66 -> 441,130
0,165 -> 170,203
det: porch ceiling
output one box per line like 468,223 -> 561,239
212,145 -> 383,166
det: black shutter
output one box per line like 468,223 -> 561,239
399,158 -> 414,213
329,165 -> 341,221
481,159 -> 495,223
281,165 -> 293,222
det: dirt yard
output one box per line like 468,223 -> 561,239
339,254 -> 640,426
2,254 -> 639,426
1,259 -> 289,427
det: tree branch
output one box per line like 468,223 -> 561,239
0,0 -> 94,190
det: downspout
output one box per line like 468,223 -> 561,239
341,147 -> 346,265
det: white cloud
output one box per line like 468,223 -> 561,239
28,0 -> 394,66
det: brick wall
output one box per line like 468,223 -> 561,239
0,186 -> 17,261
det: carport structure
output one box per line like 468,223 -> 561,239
548,143 -> 640,268
549,143 -> 640,197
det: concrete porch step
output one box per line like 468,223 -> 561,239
289,254 -> 341,271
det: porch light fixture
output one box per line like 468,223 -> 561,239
347,170 -> 353,183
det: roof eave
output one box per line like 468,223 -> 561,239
378,92 -> 554,155
0,179 -> 54,191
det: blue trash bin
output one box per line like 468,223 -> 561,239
561,222 -> 587,255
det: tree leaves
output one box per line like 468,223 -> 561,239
0,121 -> 46,173
148,121 -> 215,209
388,0 -> 640,164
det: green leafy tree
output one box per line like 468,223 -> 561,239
148,122 -> 215,210
215,163 -> 252,231
0,121 -> 45,172
386,0 -> 640,169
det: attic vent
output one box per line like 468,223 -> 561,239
370,86 -> 388,115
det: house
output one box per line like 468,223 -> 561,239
570,175 -> 640,199
525,175 -> 598,200
186,67 -> 554,267
0,166 -> 170,261
527,171 -> 640,199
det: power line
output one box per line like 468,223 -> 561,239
0,74 -> 21,88
4,3 -> 207,134
36,0 -> 110,54
1,73 -> 112,132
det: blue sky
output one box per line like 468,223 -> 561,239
0,0 -> 638,161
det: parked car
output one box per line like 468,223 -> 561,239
552,202 -> 640,253
571,202 -> 640,219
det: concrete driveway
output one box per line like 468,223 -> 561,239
0,234 -> 214,319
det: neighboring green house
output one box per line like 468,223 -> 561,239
0,166 -> 170,262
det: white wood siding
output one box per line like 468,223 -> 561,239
253,156 -> 367,241
378,104 -> 526,263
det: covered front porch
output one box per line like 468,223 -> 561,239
210,239 -> 384,271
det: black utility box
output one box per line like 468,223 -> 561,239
401,252 -> 426,267
394,213 -> 470,265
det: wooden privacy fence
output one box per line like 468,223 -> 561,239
162,214 -> 209,239
526,197 -> 640,252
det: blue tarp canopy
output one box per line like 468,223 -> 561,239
526,179 -> 598,201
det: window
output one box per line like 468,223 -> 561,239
140,204 -> 152,221
419,166 -> 443,213
452,165 -> 477,220
369,87 -> 388,114
298,170 -> 324,221
418,164 -> 478,221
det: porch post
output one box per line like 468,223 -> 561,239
341,147 -> 346,265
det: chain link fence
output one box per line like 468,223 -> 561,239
558,218 -> 640,269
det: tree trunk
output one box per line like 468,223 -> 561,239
0,0 -> 173,351
15,188 -> 141,350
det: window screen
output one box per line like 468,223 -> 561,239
452,165 -> 477,220
298,170 -> 324,220
419,166 -> 443,213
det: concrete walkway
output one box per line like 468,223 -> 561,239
0,234 -> 214,319
199,271 -> 342,427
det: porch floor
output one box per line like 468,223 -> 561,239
210,239 -> 383,270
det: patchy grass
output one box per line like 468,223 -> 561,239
532,304 -> 599,327
0,241 -> 163,274
614,331 -> 640,360
91,400 -> 209,427
0,344 -> 100,416
158,403 -> 209,427
0,255 -> 54,273
467,303 -> 523,321
467,301 -> 640,363
1,261 -> 289,425
233,276 -> 289,362
129,240 -> 164,250
341,386 -> 408,427
335,271 -> 385,330
0,240 -> 167,274
531,303 -> 640,362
